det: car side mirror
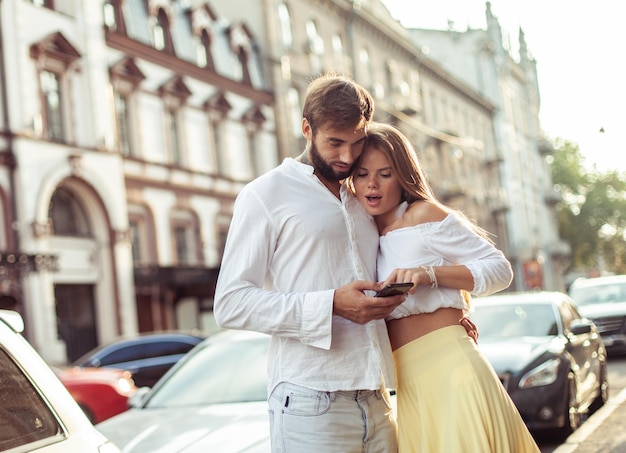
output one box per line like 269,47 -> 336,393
128,386 -> 151,408
569,319 -> 593,336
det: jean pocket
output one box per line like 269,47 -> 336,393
280,385 -> 331,416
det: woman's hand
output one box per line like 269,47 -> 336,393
460,316 -> 479,343
382,267 -> 430,293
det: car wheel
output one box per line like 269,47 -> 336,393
556,372 -> 581,441
589,361 -> 609,414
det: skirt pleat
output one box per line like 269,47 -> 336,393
393,325 -> 540,453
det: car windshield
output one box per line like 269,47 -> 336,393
146,334 -> 269,408
570,282 -> 626,306
471,303 -> 558,338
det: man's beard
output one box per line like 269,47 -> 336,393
309,141 -> 356,181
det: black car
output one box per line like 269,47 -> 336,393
569,275 -> 626,354
72,332 -> 205,388
471,291 -> 608,440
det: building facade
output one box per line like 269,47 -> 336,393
407,2 -> 570,291
213,0 -> 511,264
0,0 -> 277,364
0,0 -> 570,364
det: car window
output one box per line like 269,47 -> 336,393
472,303 -> 557,338
0,348 -> 62,450
570,282 -> 626,306
141,339 -> 197,358
147,336 -> 269,408
98,339 -> 197,366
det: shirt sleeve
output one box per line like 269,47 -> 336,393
424,214 -> 514,296
213,187 -> 334,350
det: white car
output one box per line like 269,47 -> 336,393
0,309 -> 120,453
569,274 -> 626,353
97,329 -> 272,452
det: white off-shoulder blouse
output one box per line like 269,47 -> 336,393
378,202 -> 513,320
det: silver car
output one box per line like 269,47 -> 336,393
97,329 -> 271,452
569,274 -> 626,354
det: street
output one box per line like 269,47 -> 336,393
537,354 -> 626,452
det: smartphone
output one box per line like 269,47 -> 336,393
375,282 -> 413,297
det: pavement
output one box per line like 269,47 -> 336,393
553,386 -> 626,453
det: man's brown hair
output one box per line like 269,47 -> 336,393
302,73 -> 374,134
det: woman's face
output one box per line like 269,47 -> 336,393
353,146 -> 404,224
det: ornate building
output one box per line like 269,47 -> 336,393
407,2 -> 570,291
0,0 -> 277,363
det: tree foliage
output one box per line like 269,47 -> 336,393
550,139 -> 626,275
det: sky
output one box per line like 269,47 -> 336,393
381,0 -> 624,173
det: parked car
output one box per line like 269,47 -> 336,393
53,366 -> 138,424
471,291 -> 608,440
0,310 -> 120,452
97,329 -> 271,452
72,332 -> 205,388
569,274 -> 626,354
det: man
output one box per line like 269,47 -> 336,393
214,73 -> 403,452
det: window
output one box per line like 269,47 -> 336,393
197,29 -> 215,70
128,205 -> 155,265
171,210 -> 199,265
166,108 -> 182,165
332,34 -> 346,72
0,349 -> 61,450
305,20 -> 324,74
204,92 -> 231,174
110,58 -> 145,157
286,86 -> 302,138
210,118 -> 224,173
40,71 -> 64,141
152,7 -> 174,53
174,225 -> 191,263
243,105 -> 266,178
359,48 -> 372,88
159,77 -> 191,166
228,24 -> 253,85
278,3 -> 293,50
30,32 -> 81,143
48,187 -> 91,237
115,93 -> 132,156
103,0 -> 126,33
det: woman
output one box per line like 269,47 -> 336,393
348,123 -> 539,452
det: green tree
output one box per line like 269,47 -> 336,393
550,139 -> 626,275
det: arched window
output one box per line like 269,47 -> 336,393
153,7 -> 174,53
49,187 -> 92,237
197,29 -> 215,70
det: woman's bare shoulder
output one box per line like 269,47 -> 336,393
404,201 -> 448,225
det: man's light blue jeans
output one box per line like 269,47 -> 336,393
268,382 -> 398,452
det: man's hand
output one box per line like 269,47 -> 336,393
333,281 -> 406,324
460,316 -> 479,343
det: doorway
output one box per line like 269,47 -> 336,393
54,284 -> 98,362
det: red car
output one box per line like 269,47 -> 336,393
54,366 -> 138,424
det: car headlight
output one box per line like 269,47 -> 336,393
519,358 -> 561,388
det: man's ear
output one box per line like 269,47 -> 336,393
302,118 -> 312,140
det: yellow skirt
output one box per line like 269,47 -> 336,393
393,325 -> 540,453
